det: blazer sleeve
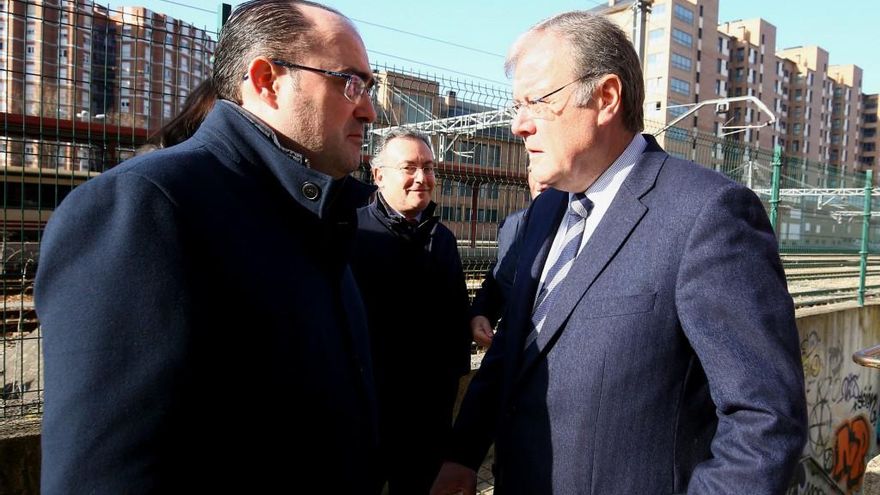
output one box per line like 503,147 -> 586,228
675,183 -> 807,494
471,210 -> 524,325
35,172 -> 193,493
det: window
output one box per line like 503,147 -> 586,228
670,52 -> 691,71
670,78 -> 689,95
672,28 -> 692,48
674,4 -> 693,24
441,181 -> 454,196
651,3 -> 665,17
441,206 -> 455,221
122,44 -> 131,58
648,29 -> 664,43
445,142 -> 500,167
668,104 -> 688,119
397,93 -> 433,124
647,53 -> 663,71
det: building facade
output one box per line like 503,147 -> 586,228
597,0 -> 868,177
0,0 -> 215,246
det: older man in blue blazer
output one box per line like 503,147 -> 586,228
432,11 -> 807,495
35,1 -> 382,493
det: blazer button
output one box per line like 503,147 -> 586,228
302,182 -> 321,201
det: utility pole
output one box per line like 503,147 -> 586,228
218,3 -> 232,31
632,0 -> 654,63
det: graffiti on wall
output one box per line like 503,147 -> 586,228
796,327 -> 880,494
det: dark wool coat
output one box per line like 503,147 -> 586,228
35,101 -> 381,494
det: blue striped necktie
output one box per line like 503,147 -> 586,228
530,193 -> 594,335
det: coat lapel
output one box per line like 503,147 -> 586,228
516,135 -> 669,379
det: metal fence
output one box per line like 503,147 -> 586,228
1,0 -> 878,419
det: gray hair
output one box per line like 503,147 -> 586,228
506,11 -> 645,133
370,128 -> 433,169
213,0 -> 345,103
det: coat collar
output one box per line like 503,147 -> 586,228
368,194 -> 439,242
194,100 -> 374,220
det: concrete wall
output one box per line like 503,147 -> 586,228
790,303 -> 880,495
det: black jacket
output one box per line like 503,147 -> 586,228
352,196 -> 471,397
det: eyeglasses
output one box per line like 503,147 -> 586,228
381,165 -> 436,176
507,75 -> 591,121
246,59 -> 376,103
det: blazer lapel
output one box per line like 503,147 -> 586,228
517,136 -> 668,379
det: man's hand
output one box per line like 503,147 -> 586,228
470,315 -> 495,348
430,461 -> 477,495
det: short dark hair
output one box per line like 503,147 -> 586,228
212,0 -> 345,103
370,129 -> 433,169
507,11 -> 645,133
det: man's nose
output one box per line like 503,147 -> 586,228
355,94 -> 377,123
511,109 -> 536,137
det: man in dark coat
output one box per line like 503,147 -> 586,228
35,1 -> 382,493
470,172 -> 546,348
432,11 -> 806,495
351,129 -> 472,494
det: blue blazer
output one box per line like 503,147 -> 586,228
35,101 -> 381,494
471,208 -> 527,326
449,135 -> 807,494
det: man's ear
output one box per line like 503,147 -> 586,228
372,167 -> 384,188
241,57 -> 280,108
594,74 -> 623,127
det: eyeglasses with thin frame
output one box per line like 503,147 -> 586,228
244,58 -> 376,103
380,165 -> 436,177
507,75 -> 591,121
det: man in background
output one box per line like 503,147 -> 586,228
351,129 -> 472,494
470,172 -> 546,348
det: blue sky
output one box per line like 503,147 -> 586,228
121,0 -> 879,94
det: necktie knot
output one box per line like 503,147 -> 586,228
570,193 -> 593,219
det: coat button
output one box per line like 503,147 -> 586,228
302,182 -> 321,201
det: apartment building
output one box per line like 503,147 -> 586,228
863,94 -> 878,174
0,0 -> 214,244
0,0 -> 214,170
600,0 -> 728,143
828,65 -> 862,170
595,0 -> 867,175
